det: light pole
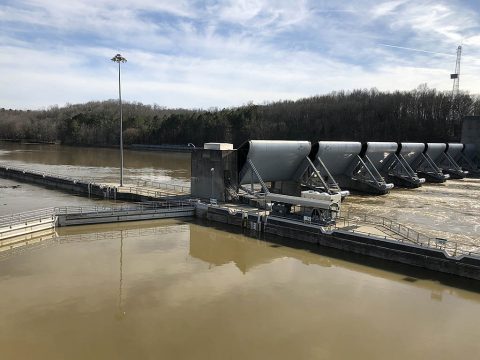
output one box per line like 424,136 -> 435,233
111,53 -> 127,187
210,167 -> 215,201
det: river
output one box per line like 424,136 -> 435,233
0,142 -> 480,359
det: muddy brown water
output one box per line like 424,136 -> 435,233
0,143 -> 190,215
0,219 -> 479,360
1,143 -> 480,359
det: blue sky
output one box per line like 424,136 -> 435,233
1,0 -> 480,109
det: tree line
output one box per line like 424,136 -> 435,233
1,87 -> 478,147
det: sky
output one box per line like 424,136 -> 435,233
1,0 -> 480,110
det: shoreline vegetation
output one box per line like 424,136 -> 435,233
1,87 -> 478,148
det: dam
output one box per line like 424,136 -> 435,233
1,137 -> 479,280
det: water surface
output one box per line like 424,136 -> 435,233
0,219 -> 479,360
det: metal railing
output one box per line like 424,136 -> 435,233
0,208 -> 55,228
332,211 -> 480,257
123,186 -> 191,199
133,180 -> 190,194
55,200 -> 194,215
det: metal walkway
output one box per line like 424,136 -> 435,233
0,201 -> 195,251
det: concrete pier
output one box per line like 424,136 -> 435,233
0,165 -> 190,201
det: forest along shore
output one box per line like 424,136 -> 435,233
1,88 -> 477,147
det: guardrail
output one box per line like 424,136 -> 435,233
0,201 -> 195,242
1,201 -> 193,227
123,186 -> 190,199
55,200 -> 194,215
334,211 -> 480,257
133,180 -> 190,194
0,208 -> 55,228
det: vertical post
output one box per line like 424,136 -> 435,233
118,61 -> 123,187
210,168 -> 215,201
111,54 -> 127,187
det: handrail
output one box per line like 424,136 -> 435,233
54,200 -> 194,215
247,159 -> 270,195
0,208 -> 55,228
334,211 -> 480,257
133,180 -> 190,193
123,186 -> 191,199
1,200 -> 195,228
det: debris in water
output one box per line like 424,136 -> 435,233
0,185 -> 21,189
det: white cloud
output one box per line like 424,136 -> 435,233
0,0 -> 479,109
388,1 -> 478,45
212,0 -> 311,28
371,0 -> 409,18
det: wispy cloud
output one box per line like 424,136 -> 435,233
371,0 -> 409,18
1,0 -> 479,110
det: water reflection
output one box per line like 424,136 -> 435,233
189,224 -> 332,273
1,220 -> 480,359
117,231 -> 125,321
53,220 -> 480,300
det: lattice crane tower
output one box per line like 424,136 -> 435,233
450,45 -> 462,97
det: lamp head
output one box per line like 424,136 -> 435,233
111,54 -> 127,63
